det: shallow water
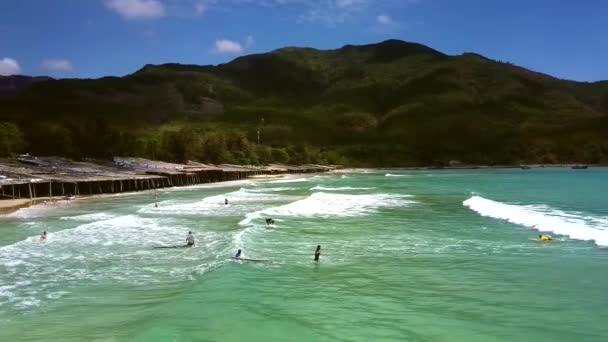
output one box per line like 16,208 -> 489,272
1,169 -> 607,341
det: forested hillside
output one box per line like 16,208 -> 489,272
1,39 -> 607,166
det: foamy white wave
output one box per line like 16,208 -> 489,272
463,196 -> 608,246
309,186 -> 374,191
385,173 -> 409,177
269,178 -> 309,184
162,179 -> 256,192
6,200 -> 74,219
242,187 -> 298,193
0,214 -> 229,310
60,212 -> 116,222
138,188 -> 287,215
239,192 -> 414,226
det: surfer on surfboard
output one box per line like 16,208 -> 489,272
235,249 -> 242,258
314,245 -> 321,262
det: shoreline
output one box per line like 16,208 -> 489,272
0,156 -> 335,216
376,163 -> 606,171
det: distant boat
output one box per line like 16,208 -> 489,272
572,164 -> 588,169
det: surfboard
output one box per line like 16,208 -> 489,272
154,245 -> 191,249
230,257 -> 268,262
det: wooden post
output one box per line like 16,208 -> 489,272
49,182 -> 52,198
12,184 -> 15,199
32,183 -> 36,198
120,180 -> 123,192
28,183 -> 32,200
62,183 -> 65,196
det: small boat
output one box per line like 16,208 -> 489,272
571,164 -> 588,170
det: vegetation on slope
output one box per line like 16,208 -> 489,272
0,39 -> 607,166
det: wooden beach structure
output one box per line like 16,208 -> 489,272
0,156 -> 333,203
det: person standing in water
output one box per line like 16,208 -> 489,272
235,249 -> 242,258
40,231 -> 48,241
314,245 -> 321,262
186,231 -> 195,247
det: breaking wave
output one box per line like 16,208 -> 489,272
463,196 -> 608,246
309,186 -> 374,191
239,192 -> 414,226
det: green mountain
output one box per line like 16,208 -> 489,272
1,39 -> 607,166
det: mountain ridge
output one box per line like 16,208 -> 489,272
0,39 -> 607,166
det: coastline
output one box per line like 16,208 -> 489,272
0,157 -> 334,215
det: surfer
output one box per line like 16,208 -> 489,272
225,198 -> 229,205
539,234 -> 552,241
40,231 -> 48,241
186,231 -> 195,247
314,245 -> 321,262
265,218 -> 275,225
235,249 -> 242,258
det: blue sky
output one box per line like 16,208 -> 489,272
0,0 -> 606,81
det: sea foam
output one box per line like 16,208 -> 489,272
309,186 -> 374,191
239,192 -> 413,226
463,196 -> 608,246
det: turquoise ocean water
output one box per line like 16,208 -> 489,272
0,168 -> 607,341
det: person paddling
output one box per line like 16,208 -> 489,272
186,231 -> 195,247
314,245 -> 321,262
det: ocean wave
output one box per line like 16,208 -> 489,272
60,212 -> 116,222
309,186 -> 375,191
138,188 -> 287,215
241,187 -> 298,193
463,196 -> 608,246
385,174 -> 409,177
268,178 -> 309,184
239,192 -> 414,226
0,214 -> 228,310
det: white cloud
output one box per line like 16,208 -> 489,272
41,59 -> 74,72
214,39 -> 244,54
0,58 -> 21,76
377,14 -> 391,24
105,0 -> 165,20
213,35 -> 255,54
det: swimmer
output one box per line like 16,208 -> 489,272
40,231 -> 48,241
186,231 -> 195,247
225,198 -> 229,205
265,218 -> 275,225
539,234 -> 552,241
235,249 -> 242,258
314,245 -> 321,262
